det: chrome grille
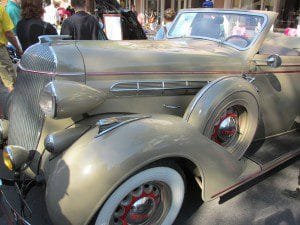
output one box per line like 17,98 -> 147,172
20,43 -> 57,72
8,43 -> 55,150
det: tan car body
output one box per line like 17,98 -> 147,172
6,9 -> 300,225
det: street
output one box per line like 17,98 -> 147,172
175,159 -> 300,225
1,157 -> 299,225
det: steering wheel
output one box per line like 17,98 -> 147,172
224,35 -> 250,47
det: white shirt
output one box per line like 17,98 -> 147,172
43,4 -> 59,25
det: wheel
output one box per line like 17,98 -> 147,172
224,35 -> 250,48
184,76 -> 259,159
95,167 -> 185,225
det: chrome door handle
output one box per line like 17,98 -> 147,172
163,104 -> 181,109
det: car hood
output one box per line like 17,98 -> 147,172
75,39 -> 247,75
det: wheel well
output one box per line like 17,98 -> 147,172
150,157 -> 198,176
88,157 -> 202,225
149,157 -> 203,188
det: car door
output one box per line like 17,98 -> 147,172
251,43 -> 300,138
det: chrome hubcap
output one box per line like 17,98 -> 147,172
211,108 -> 240,145
217,115 -> 238,142
112,183 -> 169,225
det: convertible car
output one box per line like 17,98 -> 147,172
0,8 -> 299,225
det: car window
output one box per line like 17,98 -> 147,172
168,12 -> 266,50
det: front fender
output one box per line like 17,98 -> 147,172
45,115 -> 244,225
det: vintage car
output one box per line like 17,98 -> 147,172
0,8 -> 299,225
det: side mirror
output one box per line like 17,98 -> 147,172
266,54 -> 282,68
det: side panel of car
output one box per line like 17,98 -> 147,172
76,40 -> 246,117
252,54 -> 300,138
44,115 -> 245,225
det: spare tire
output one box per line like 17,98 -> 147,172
184,76 -> 259,159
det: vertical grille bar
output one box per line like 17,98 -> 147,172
8,73 -> 52,150
8,43 -> 56,150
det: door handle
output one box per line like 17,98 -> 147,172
163,104 -> 181,109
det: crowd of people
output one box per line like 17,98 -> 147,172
3,0 -> 104,50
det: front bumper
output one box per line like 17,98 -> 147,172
0,179 -> 31,225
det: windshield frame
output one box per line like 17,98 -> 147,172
167,9 -> 269,51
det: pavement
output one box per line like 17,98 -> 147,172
175,159 -> 300,225
0,156 -> 299,225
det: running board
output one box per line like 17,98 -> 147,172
211,130 -> 300,199
245,130 -> 300,165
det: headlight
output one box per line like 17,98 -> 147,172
3,148 -> 13,171
39,86 -> 56,118
2,145 -> 34,171
39,81 -> 107,119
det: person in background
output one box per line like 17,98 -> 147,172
16,0 -> 57,51
137,12 -> 145,26
66,5 -> 75,17
0,5 -> 22,116
154,8 -> 176,40
232,20 -> 246,36
202,0 -> 214,8
57,0 -> 71,24
61,0 -> 101,40
148,15 -> 157,31
131,4 -> 137,17
5,0 -> 21,33
43,0 -> 60,28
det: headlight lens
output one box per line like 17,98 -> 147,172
3,148 -> 13,171
39,91 -> 56,118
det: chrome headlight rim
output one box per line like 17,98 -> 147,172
39,84 -> 57,118
2,145 -> 34,172
3,147 -> 14,171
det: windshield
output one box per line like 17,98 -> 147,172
168,11 -> 266,49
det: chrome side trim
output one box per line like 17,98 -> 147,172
18,65 -> 85,77
38,35 -> 72,44
95,115 -> 151,138
110,80 -> 208,96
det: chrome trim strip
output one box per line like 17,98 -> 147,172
110,80 -> 208,94
87,71 -> 243,76
87,70 -> 300,77
17,65 -> 85,77
95,115 -> 151,138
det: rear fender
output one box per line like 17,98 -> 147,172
45,115 -> 244,225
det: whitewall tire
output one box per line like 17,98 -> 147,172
95,166 -> 185,225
